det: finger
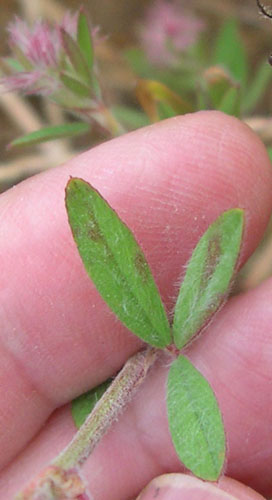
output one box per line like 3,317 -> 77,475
136,474 -> 266,500
0,111 -> 271,469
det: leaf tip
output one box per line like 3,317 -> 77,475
66,175 -> 77,188
65,176 -> 82,201
227,206 -> 245,221
78,4 -> 87,16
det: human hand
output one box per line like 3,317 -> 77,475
0,111 -> 271,499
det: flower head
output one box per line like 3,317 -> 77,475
1,9 -> 99,98
7,13 -> 78,69
140,0 -> 204,67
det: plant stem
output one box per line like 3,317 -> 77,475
53,346 -> 158,470
15,346 -> 158,499
91,104 -> 125,137
102,106 -> 125,136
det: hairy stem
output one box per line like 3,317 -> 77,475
53,346 -> 158,469
15,346 -> 158,499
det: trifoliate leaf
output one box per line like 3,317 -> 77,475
66,178 -> 171,348
167,355 -> 225,481
173,209 -> 244,349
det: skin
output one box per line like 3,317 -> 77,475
0,111 -> 271,500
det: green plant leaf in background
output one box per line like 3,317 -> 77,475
65,178 -> 171,348
172,209 -> 244,349
72,379 -> 112,428
124,48 -> 153,79
202,65 -> 240,115
8,122 -> 90,149
167,355 -> 225,481
0,57 -> 24,73
61,29 -> 92,85
60,72 -> 91,98
213,18 -> 248,89
157,101 -> 177,120
51,89 -> 93,110
77,10 -> 94,71
217,86 -> 241,117
124,47 -> 196,96
242,59 -> 272,114
135,79 -> 193,122
11,45 -> 33,72
111,105 -> 150,130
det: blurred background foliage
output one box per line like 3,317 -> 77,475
1,0 -> 272,291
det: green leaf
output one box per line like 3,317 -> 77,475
61,29 -> 91,85
60,72 -> 91,98
71,379 -> 111,428
51,89 -> 92,110
135,79 -> 193,123
8,122 -> 90,149
203,65 -> 238,110
111,105 -> 150,129
213,19 -> 248,88
2,57 -> 24,73
242,60 -> 272,114
218,86 -> 241,117
267,147 -> 272,163
167,355 -> 225,481
65,178 -> 171,348
12,45 -> 33,71
157,101 -> 177,120
173,209 -> 244,349
124,48 -> 152,78
77,10 -> 94,70
124,48 -> 195,95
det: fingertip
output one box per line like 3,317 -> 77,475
218,476 -> 267,500
136,473 -> 238,500
136,473 -> 266,500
